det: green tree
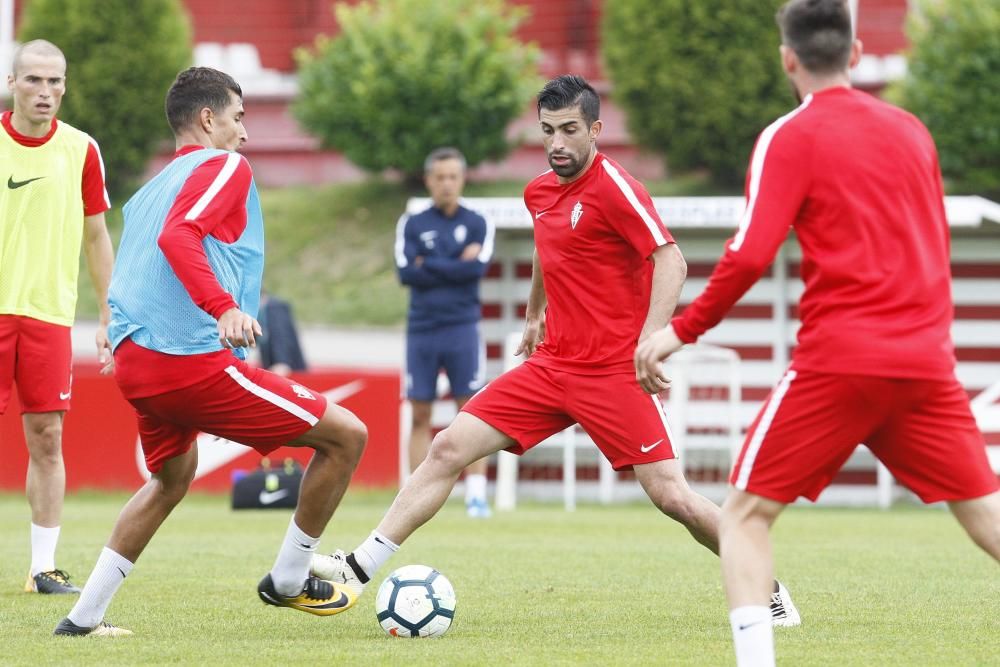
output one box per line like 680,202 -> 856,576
18,0 -> 191,197
602,1 -> 792,187
294,0 -> 540,182
892,0 -> 1000,196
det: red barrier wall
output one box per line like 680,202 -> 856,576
0,364 -> 400,493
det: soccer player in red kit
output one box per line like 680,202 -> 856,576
312,75 -> 798,626
634,1 -> 1000,665
53,68 -> 367,637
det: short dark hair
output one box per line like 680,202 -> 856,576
777,0 -> 853,74
165,67 -> 243,134
537,75 -> 600,127
424,147 -> 467,173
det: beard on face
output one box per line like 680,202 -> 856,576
548,151 -> 583,178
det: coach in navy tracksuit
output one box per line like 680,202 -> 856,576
394,147 -> 495,517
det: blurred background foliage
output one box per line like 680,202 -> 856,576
890,0 -> 1000,198
18,0 -> 191,198
603,0 -> 792,188
294,0 -> 541,184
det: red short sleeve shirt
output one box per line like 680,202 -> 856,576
523,153 -> 675,374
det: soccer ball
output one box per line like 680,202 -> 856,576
375,565 -> 456,638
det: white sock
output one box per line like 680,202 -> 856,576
67,547 -> 133,628
464,473 -> 487,503
30,523 -> 60,575
730,605 -> 775,667
352,530 -> 399,579
270,518 -> 320,596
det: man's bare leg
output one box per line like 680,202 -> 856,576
380,413 -> 511,543
721,490 -> 786,667
24,412 -> 68,587
634,458 -> 721,554
312,413 -> 513,593
455,396 -> 491,516
949,489 -> 1000,561
407,400 -> 433,473
58,446 -> 199,634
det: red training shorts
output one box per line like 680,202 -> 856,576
0,315 -> 72,414
731,368 -> 999,504
462,359 -> 676,470
125,358 -> 328,474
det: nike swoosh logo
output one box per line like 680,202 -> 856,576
321,380 -> 366,404
8,176 -> 45,189
134,380 -> 368,481
59,391 -> 71,400
312,590 -> 351,609
640,439 -> 663,453
116,567 -> 127,579
534,210 -> 547,219
738,619 -> 767,631
259,489 -> 290,505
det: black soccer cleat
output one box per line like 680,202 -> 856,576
53,617 -> 132,637
257,573 -> 356,616
25,569 -> 81,595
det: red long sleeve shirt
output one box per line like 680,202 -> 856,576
673,87 -> 956,380
115,145 -> 255,398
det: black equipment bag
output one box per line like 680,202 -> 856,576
231,459 -> 302,510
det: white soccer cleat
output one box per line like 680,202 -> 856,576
770,581 -> 801,627
53,617 -> 133,637
310,549 -> 367,598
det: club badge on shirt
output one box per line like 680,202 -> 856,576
419,230 -> 438,249
571,201 -> 584,229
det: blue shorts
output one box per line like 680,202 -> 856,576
406,322 -> 483,401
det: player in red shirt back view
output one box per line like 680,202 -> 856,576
313,75 -> 799,626
634,1 -> 1000,665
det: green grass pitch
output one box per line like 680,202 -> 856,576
1,490 -> 996,666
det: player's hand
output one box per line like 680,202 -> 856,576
634,325 -> 684,394
515,316 -> 545,357
459,243 -> 483,261
217,307 -> 262,349
96,324 -> 115,375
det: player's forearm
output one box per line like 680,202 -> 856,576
422,256 -> 488,283
640,243 -> 686,340
525,250 -> 547,319
398,265 -> 449,288
671,250 -> 762,343
82,214 -> 114,325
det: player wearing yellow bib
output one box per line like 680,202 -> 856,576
2,40 -> 114,595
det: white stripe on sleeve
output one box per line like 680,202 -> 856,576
394,213 -> 410,268
184,152 -> 241,221
601,159 -> 667,246
734,369 -> 797,490
224,366 -> 319,426
87,136 -> 111,209
477,216 -> 496,263
730,96 -> 812,252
